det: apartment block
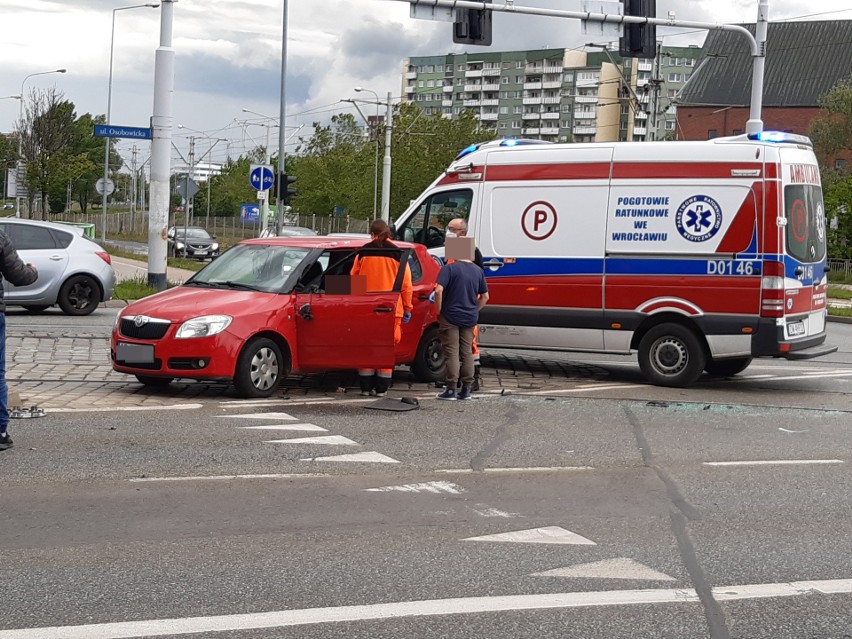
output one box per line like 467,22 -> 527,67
402,45 -> 701,143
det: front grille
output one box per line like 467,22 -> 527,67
120,317 -> 171,340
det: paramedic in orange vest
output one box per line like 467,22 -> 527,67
445,218 -> 484,391
350,219 -> 413,396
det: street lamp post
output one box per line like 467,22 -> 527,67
354,87 -> 380,220
102,3 -> 159,243
13,69 -> 66,218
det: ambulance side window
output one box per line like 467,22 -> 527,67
396,189 -> 473,249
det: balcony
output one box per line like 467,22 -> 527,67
540,126 -> 559,135
542,96 -> 560,105
573,125 -> 596,135
482,68 -> 500,76
522,127 -> 540,135
482,83 -> 500,92
480,98 -> 499,106
405,86 -> 414,94
463,99 -> 481,107
463,84 -> 482,92
638,61 -> 653,72
541,112 -> 560,120
442,99 -> 453,107
633,126 -> 647,136
443,85 -> 453,92
524,64 -> 543,73
406,71 -> 417,79
480,112 -> 498,121
574,95 -> 598,103
542,81 -> 562,89
576,77 -> 599,88
523,112 -> 541,120
523,81 -> 543,90
574,110 -> 595,119
634,110 -> 648,120
465,69 -> 483,78
637,78 -> 649,88
522,96 -> 542,105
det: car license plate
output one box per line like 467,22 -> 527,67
196,250 -> 207,256
116,342 -> 155,364
787,321 -> 805,337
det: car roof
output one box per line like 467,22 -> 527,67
2,217 -> 85,236
239,236 -> 420,251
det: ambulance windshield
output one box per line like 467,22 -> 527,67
784,185 -> 826,264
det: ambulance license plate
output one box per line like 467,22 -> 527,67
116,342 -> 155,364
787,321 -> 805,337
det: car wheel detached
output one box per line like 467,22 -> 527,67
234,337 -> 284,398
704,357 -> 753,377
411,326 -> 447,383
638,323 -> 706,387
58,274 -> 100,316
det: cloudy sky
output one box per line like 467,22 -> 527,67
1,0 -> 850,171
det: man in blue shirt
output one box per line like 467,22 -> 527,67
434,237 -> 489,401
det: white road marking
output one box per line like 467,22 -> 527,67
436,466 -> 593,474
225,412 -> 297,421
266,435 -> 359,446
365,481 -> 463,494
778,427 -> 810,434
754,371 -> 852,382
238,424 -> 327,432
526,385 -> 644,395
464,526 -> 596,545
48,404 -> 203,414
533,558 -> 676,581
128,473 -> 328,483
704,459 -> 844,467
7,579 -> 850,638
469,507 -> 520,518
302,452 -> 400,464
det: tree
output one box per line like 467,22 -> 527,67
17,88 -> 97,218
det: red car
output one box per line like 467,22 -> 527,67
111,237 -> 446,397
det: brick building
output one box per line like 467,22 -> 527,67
676,20 -> 852,169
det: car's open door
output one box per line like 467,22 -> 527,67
294,247 -> 410,371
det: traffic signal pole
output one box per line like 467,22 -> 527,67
275,0 -> 289,237
393,0 -> 769,133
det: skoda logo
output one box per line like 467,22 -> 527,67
133,315 -> 150,328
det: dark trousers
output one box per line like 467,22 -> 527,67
438,315 -> 475,389
0,314 -> 7,432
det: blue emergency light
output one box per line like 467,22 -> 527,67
748,131 -> 812,146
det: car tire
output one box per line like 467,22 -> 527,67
638,323 -> 706,388
410,326 -> 447,383
22,305 -> 50,313
58,274 -> 101,316
135,375 -> 174,387
234,337 -> 286,398
704,357 -> 753,377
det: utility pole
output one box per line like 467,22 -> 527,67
380,91 -> 393,223
130,145 -> 137,233
648,41 -> 663,141
183,135 -> 195,247
274,0 -> 289,237
148,0 -> 175,291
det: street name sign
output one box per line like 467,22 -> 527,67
93,125 -> 152,140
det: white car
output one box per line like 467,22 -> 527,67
0,218 -> 116,316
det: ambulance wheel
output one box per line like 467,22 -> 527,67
411,326 -> 446,383
638,324 -> 706,388
704,357 -> 753,377
234,337 -> 285,398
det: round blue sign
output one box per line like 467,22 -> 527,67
675,195 -> 723,243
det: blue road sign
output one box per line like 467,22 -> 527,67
93,125 -> 152,140
240,204 -> 260,222
249,164 -> 274,191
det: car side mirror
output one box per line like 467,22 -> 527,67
298,303 -> 313,320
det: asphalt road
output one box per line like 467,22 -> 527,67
1,314 -> 851,639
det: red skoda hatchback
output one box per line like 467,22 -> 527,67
111,237 -> 445,397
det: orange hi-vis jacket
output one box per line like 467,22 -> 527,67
350,254 -> 413,319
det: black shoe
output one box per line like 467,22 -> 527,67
0,432 -> 13,451
458,387 -> 473,400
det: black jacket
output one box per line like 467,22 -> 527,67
0,231 -> 38,313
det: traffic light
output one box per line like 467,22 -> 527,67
619,0 -> 657,60
453,0 -> 492,46
281,173 -> 297,205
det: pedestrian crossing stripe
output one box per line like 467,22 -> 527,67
239,424 -> 327,431
303,452 -> 400,464
266,436 -> 359,445
365,481 -> 463,494
227,412 -> 297,421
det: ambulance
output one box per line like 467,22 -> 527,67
393,132 -> 837,387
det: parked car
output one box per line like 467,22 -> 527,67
259,226 -> 318,238
167,226 -> 220,260
2,203 -> 14,210
111,237 -> 445,397
0,218 -> 116,316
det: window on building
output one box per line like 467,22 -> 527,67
457,64 -> 465,71
511,121 -> 521,128
516,75 -> 523,83
564,73 -> 574,83
516,61 -> 524,68
708,129 -> 718,139
667,73 -> 682,83
667,89 -> 678,98
418,80 -> 424,88
513,106 -> 522,114
665,121 -> 676,131
426,80 -> 434,88
436,65 -> 443,72
501,76 -> 509,84
499,106 -> 508,114
685,58 -> 696,67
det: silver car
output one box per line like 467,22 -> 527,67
0,218 -> 116,316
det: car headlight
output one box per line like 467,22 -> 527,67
176,242 -> 185,249
211,243 -> 219,250
176,315 -> 232,339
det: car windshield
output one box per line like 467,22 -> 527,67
187,244 -> 310,293
175,228 -> 212,239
